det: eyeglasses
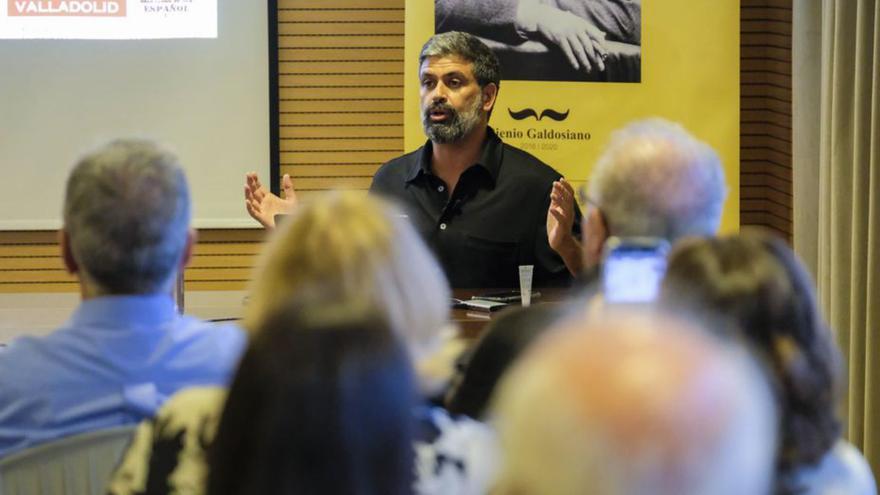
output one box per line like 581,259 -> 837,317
577,184 -> 608,230
577,185 -> 599,210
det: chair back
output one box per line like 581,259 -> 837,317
0,425 -> 135,495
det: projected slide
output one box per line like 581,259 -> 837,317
0,0 -> 270,229
0,0 -> 217,39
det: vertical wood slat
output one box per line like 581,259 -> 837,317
741,0 -> 793,241
0,0 -> 406,293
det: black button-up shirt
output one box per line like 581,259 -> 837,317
370,128 -> 580,288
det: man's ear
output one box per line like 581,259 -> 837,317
180,228 -> 197,270
582,207 -> 608,269
481,82 -> 498,113
59,229 -> 78,275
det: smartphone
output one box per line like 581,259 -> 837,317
602,237 -> 670,304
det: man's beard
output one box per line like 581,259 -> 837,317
422,95 -> 484,144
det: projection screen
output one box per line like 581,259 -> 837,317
0,0 -> 277,229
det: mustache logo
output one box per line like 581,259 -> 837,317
508,108 -> 570,121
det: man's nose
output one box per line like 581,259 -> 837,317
430,82 -> 448,102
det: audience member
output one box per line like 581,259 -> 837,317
242,191 -> 450,363
0,140 -> 245,458
444,305 -> 561,419
109,192 -> 496,495
207,302 -> 416,495
554,118 -> 727,278
660,231 -> 877,495
492,310 -> 778,495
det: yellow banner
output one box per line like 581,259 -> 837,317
404,0 -> 740,232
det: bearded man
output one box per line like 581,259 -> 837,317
246,31 -> 581,288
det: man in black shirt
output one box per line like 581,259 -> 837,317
369,126 -> 574,288
245,31 -> 581,288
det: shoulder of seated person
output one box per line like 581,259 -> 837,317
825,441 -> 877,491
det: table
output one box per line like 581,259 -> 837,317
451,288 -> 568,340
0,289 -> 566,344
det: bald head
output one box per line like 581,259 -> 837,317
588,119 -> 727,242
492,311 -> 776,495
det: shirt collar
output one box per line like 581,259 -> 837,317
68,294 -> 178,329
405,126 -> 504,185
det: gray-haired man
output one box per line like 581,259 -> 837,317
570,118 -> 728,275
493,310 -> 777,495
0,140 -> 245,457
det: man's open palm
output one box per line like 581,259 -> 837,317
244,172 -> 297,228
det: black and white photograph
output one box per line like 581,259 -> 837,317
435,0 -> 641,82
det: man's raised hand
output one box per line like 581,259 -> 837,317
547,178 -> 583,275
244,172 -> 298,228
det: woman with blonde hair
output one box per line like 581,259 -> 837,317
243,190 -> 449,360
108,192 -> 489,495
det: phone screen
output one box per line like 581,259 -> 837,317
602,244 -> 668,304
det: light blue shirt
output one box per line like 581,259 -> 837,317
0,294 -> 246,458
790,440 -> 877,495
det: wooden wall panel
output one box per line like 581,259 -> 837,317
741,0 -> 793,240
278,1 -> 405,196
0,231 -> 71,292
0,230 -> 266,292
0,0 -> 406,293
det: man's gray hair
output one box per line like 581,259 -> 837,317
63,139 -> 191,294
588,118 -> 728,241
493,310 -> 777,495
419,31 -> 501,89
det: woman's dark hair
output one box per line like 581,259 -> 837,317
445,305 -> 561,419
660,230 -> 843,492
207,302 -> 416,495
